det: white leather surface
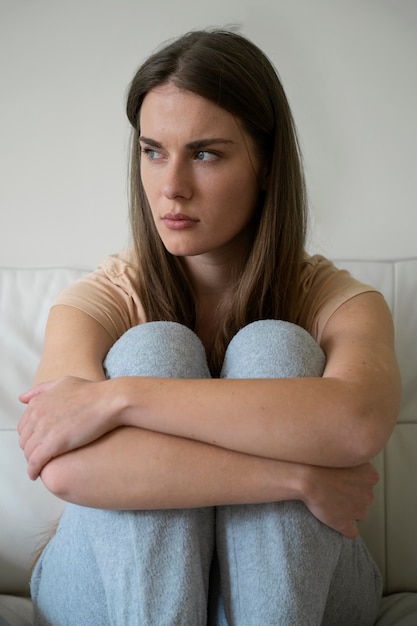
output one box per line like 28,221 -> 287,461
340,260 -> 417,595
377,593 -> 417,625
0,260 -> 416,622
0,595 -> 32,626
0,268 -> 87,595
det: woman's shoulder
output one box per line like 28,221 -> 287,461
53,249 -> 144,341
300,253 -> 341,279
297,253 -> 378,342
97,249 -> 138,281
299,253 -> 376,293
67,248 -> 140,301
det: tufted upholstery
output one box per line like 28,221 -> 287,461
0,260 -> 416,624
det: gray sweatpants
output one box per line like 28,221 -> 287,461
31,320 -> 382,625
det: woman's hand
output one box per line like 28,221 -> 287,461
18,376 -> 118,480
300,462 -> 379,539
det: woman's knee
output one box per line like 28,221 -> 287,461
57,504 -> 215,563
221,319 -> 325,379
104,321 -> 211,379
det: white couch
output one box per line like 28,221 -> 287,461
1,259 -> 416,625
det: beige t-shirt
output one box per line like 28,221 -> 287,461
53,251 -> 378,345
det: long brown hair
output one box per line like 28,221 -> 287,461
126,29 -> 307,375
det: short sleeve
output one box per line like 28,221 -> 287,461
53,251 -> 145,341
296,255 -> 379,343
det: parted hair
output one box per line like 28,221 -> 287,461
126,29 -> 307,375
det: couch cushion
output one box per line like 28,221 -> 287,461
377,593 -> 417,625
0,268 -> 88,595
0,594 -> 33,626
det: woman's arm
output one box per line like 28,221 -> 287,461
20,292 -> 401,475
110,291 -> 401,465
18,301 -> 386,538
40,424 -> 378,539
32,304 -> 113,384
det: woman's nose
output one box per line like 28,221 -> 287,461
162,160 -> 192,200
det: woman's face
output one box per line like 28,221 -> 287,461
139,83 -> 265,264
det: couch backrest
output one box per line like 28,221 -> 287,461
0,268 -> 88,595
340,260 -> 417,594
0,260 -> 416,596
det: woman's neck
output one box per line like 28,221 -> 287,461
182,259 -> 230,352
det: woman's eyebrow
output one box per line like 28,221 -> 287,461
185,138 -> 235,150
139,136 -> 163,148
139,136 -> 235,150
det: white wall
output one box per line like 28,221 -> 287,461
1,0 -> 416,268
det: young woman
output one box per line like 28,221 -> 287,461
18,29 -> 401,625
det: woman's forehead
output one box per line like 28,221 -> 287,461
140,83 -> 247,145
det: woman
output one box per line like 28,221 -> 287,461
18,29 -> 400,625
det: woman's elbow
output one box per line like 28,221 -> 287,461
347,392 -> 401,465
40,454 -> 78,502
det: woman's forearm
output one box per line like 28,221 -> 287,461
40,425 -> 377,539
109,373 -> 394,468
40,426 -> 303,509
20,359 -> 397,483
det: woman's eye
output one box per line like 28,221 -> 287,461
195,151 -> 217,162
141,148 -> 162,160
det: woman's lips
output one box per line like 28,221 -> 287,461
162,213 -> 199,230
